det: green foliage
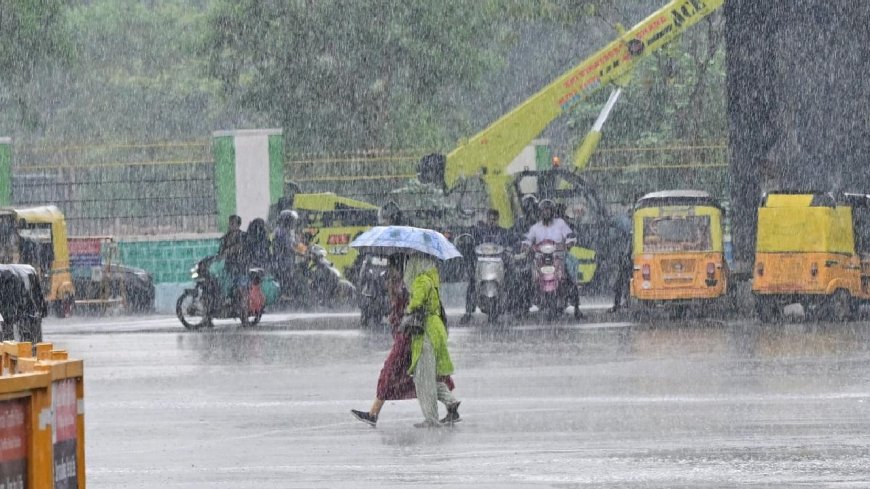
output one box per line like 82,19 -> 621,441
0,0 -> 72,128
205,0 -> 508,152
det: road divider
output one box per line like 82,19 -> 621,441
0,341 -> 84,489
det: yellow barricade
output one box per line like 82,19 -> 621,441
0,342 -> 85,489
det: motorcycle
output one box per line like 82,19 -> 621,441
356,254 -> 390,328
300,244 -> 356,309
176,256 -> 266,330
532,240 -> 581,320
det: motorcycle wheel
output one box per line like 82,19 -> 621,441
176,289 -> 211,330
246,310 -> 263,327
543,295 -> 560,321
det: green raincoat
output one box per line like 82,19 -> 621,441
406,267 -> 454,377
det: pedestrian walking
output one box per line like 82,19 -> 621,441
350,255 -> 456,427
402,253 -> 460,428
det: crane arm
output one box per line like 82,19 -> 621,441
442,0 -> 724,188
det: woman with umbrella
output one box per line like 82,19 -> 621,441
402,252 -> 461,428
349,226 -> 462,428
350,254 -> 456,427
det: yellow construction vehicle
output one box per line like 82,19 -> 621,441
411,0 -> 724,289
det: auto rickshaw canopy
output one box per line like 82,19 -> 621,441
756,191 -> 855,254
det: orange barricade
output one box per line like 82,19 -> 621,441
0,342 -> 85,489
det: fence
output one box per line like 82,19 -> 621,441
286,142 -> 729,207
13,140 -> 217,237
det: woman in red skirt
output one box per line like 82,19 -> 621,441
351,255 -> 454,427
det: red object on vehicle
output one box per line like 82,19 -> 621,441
249,284 -> 265,313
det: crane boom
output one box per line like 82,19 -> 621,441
443,0 -> 724,190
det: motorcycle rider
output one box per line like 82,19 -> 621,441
461,209 -> 516,322
522,199 -> 583,317
273,210 -> 300,301
513,194 -> 539,236
217,214 -> 246,308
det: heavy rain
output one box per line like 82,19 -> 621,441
1,1 -> 869,487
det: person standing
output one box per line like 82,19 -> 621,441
402,253 -> 460,428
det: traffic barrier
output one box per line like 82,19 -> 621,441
0,342 -> 84,489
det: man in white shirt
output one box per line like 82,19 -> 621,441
522,199 -> 575,248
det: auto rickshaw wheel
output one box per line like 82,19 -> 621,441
54,295 -> 75,318
755,296 -> 780,323
826,289 -> 856,322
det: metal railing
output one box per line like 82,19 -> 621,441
13,140 -> 217,236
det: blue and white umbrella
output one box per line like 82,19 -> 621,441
350,226 -> 462,260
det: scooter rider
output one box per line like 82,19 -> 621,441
460,209 -> 516,322
522,199 -> 575,250
522,199 -> 582,316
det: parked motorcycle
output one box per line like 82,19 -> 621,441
300,244 -> 356,309
176,256 -> 266,330
532,240 -> 581,320
356,254 -> 390,328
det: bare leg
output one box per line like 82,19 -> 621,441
369,398 -> 385,416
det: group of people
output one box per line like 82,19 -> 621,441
216,211 -> 303,300
459,196 -> 583,321
351,252 -> 461,428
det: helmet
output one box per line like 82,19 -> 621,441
538,199 -> 555,211
378,201 -> 403,225
279,210 -> 298,224
521,194 -> 538,207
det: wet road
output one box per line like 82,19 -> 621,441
44,310 -> 870,488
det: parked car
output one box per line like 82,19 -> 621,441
72,264 -> 155,313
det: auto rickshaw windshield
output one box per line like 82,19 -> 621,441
642,215 -> 712,253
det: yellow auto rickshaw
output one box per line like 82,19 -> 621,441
5,205 -> 75,317
752,191 -> 870,322
630,190 -> 728,312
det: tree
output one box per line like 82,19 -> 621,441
205,0 -> 508,152
0,0 -> 72,128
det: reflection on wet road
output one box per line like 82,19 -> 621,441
47,315 -> 870,488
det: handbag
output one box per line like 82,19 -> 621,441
399,308 -> 425,335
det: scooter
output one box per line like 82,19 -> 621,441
532,240 -> 581,320
357,254 -> 390,328
474,242 -> 507,323
176,256 -> 266,330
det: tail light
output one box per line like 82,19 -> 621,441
706,262 -> 715,279
756,262 -> 764,277
810,263 -> 818,277
641,264 -> 651,281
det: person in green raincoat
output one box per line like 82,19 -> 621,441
402,253 -> 461,427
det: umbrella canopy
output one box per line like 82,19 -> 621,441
350,226 -> 462,260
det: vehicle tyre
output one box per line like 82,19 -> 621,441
669,305 -> 688,320
826,289 -> 855,322
755,296 -> 779,323
176,289 -> 210,330
543,295 -> 559,321
247,310 -> 263,327
54,295 -> 75,318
